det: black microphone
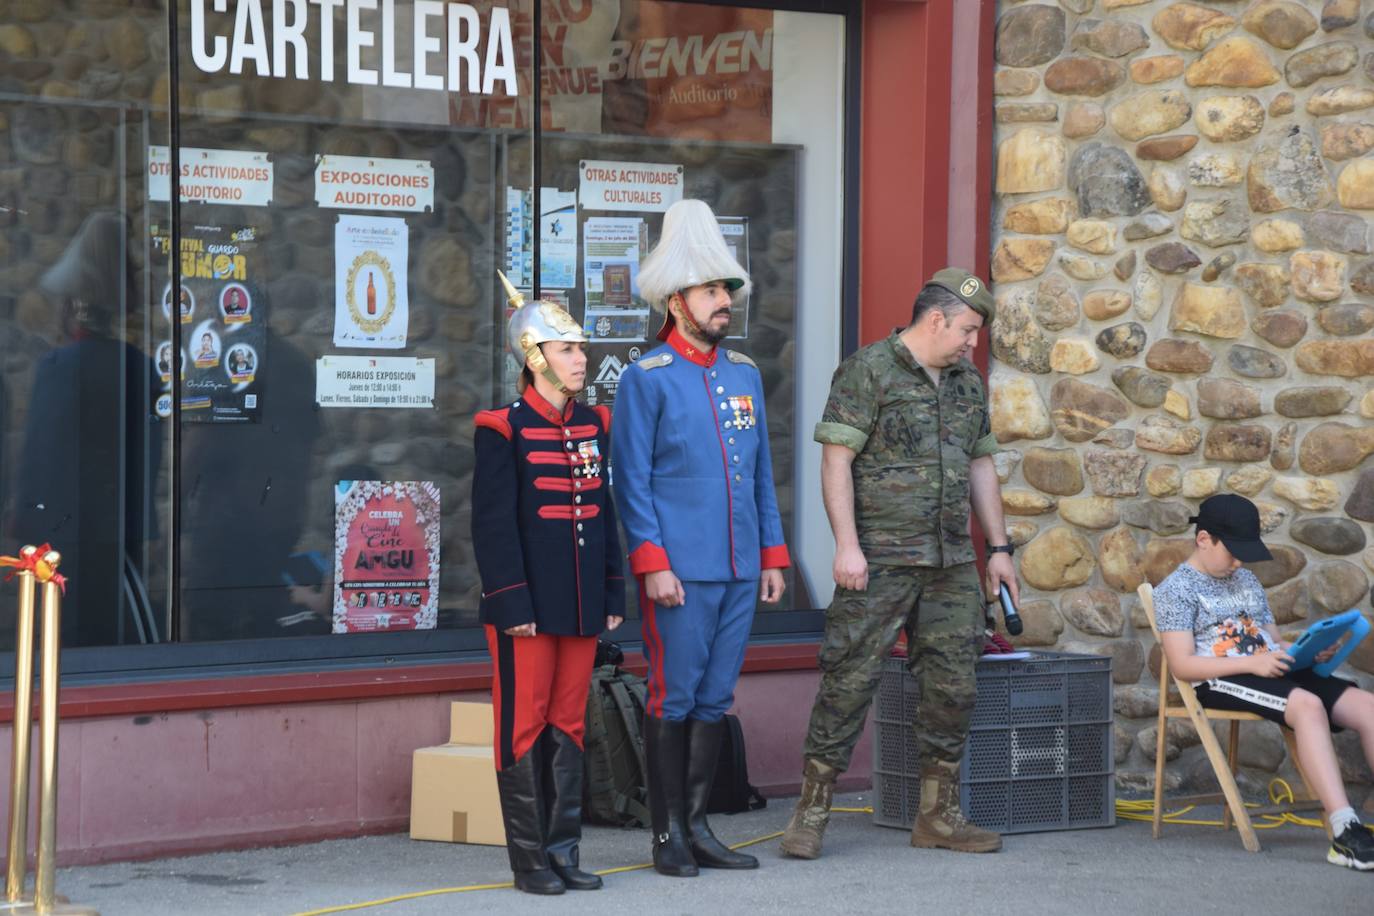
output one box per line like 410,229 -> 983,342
998,584 -> 1023,637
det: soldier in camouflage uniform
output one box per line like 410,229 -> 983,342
780,268 -> 1020,858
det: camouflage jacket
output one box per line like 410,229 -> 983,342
813,331 -> 998,568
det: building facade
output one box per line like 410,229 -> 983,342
0,0 -> 998,863
7,0 -> 1366,867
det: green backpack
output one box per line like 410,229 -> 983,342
582,663 -> 651,828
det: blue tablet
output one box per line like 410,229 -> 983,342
1287,609 -> 1370,677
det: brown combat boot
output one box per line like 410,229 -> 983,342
910,761 -> 1001,853
779,759 -> 837,860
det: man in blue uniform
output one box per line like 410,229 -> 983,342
613,199 -> 789,877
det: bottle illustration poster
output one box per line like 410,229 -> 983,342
333,480 -> 440,633
150,223 -> 267,423
334,214 -> 409,349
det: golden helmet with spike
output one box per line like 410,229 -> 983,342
498,271 -> 587,394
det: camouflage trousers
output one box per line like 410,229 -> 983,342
801,562 -> 985,772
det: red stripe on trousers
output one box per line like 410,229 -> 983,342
485,625 -> 598,769
639,586 -> 667,718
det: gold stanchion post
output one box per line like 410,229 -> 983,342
0,553 -> 38,912
7,549 -> 96,916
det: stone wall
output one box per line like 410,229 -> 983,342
990,0 -> 1374,797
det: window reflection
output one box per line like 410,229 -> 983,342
0,1 -> 843,652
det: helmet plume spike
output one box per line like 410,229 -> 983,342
496,270 -> 525,309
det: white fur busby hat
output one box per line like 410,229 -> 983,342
636,199 -> 751,341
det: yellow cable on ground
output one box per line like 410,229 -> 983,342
290,793 -> 1337,916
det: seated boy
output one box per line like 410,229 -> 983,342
1154,494 -> 1374,871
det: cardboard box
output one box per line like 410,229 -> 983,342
450,700 -> 492,746
410,702 -> 505,846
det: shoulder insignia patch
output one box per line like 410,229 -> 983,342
474,408 -> 513,440
725,349 -> 758,369
638,352 -> 673,370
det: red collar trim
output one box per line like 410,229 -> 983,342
666,326 -> 717,367
522,386 -> 575,426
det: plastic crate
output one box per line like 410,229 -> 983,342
872,652 -> 1115,835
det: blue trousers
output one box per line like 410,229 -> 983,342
639,578 -> 756,722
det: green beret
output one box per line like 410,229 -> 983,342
925,267 -> 995,323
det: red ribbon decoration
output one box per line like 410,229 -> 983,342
0,543 -> 69,594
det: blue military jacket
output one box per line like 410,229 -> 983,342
612,327 -> 790,582
471,387 -> 626,635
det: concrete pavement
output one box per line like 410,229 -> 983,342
49,792 -> 1366,915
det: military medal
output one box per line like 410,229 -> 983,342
729,395 -> 742,427
578,439 -> 601,476
738,395 -> 756,429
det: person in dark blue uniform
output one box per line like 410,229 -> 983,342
471,275 -> 625,895
613,199 -> 790,877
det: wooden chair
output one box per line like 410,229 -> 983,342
1137,583 -> 1320,853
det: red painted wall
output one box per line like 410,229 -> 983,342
859,0 -> 954,345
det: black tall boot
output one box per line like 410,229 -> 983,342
541,728 -> 602,890
684,717 -> 759,869
494,735 -> 565,895
643,715 -> 698,877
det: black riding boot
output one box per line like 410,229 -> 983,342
495,735 -> 565,895
684,717 -> 759,869
541,728 -> 603,890
643,715 -> 698,877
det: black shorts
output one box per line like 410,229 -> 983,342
1195,669 -> 1355,730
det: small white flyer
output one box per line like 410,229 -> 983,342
540,190 -> 577,288
315,155 -> 434,213
316,355 -> 436,408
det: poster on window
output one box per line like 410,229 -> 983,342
582,216 -> 650,342
334,215 -> 410,349
540,190 -> 578,287
151,224 -> 267,423
333,480 -> 441,633
584,345 -> 643,410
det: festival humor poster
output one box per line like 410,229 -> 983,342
334,215 -> 409,349
333,481 -> 441,634
150,223 -> 267,423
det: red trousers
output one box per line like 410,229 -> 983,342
486,626 -> 598,770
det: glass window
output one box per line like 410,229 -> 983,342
1,1 -> 847,665
0,2 -> 173,649
533,1 -> 847,617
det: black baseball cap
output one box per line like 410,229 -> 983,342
1189,494 -> 1273,563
